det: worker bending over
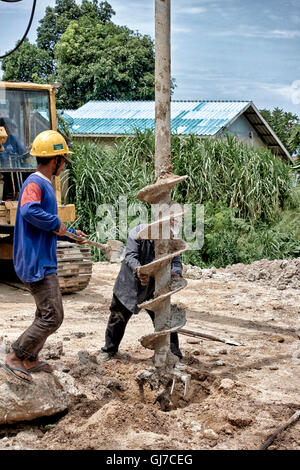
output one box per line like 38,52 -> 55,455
99,223 -> 184,367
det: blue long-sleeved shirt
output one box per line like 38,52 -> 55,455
13,172 -> 75,282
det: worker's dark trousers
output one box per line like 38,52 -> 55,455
12,273 -> 64,361
102,294 -> 182,359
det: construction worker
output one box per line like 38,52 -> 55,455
99,222 -> 184,367
0,117 -> 27,164
0,130 -> 87,384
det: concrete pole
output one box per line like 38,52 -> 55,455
155,0 -> 172,180
153,0 -> 172,367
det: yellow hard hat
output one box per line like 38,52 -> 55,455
30,130 -> 73,163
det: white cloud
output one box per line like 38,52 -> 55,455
173,26 -> 191,34
270,30 -> 300,39
176,7 -> 207,15
275,80 -> 300,104
210,26 -> 300,39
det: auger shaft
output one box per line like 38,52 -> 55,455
153,0 -> 172,368
155,0 -> 172,179
135,0 -> 190,409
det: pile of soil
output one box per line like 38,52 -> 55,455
184,258 -> 300,290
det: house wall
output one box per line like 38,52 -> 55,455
226,114 -> 265,149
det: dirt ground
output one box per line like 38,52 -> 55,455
0,260 -> 299,450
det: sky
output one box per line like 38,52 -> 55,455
0,0 -> 299,116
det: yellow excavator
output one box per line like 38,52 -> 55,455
0,81 -> 93,293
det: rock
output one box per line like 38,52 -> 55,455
258,269 -> 271,280
213,360 -> 226,367
74,332 -> 86,339
271,335 -> 285,343
69,362 -> 105,379
44,342 -> 63,360
0,337 -> 10,355
0,369 -> 79,425
276,284 -> 286,290
102,376 -> 124,391
247,273 -> 256,282
219,349 -> 228,355
223,425 -> 233,435
13,430 -> 41,449
232,300 -> 239,306
283,265 -> 297,278
280,260 -> 289,269
227,414 -> 252,427
202,271 -> 213,279
219,378 -> 235,390
78,350 -> 97,365
191,424 -> 202,432
203,429 -> 219,440
186,339 -> 201,344
192,350 -> 201,356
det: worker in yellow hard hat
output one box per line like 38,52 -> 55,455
0,130 -> 87,384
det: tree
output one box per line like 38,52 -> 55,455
36,1 -> 114,54
80,0 -> 115,22
55,17 -> 155,108
287,124 -> 300,154
1,39 -> 54,83
1,1 -> 156,107
2,1 -> 115,81
36,1 -> 82,56
260,107 -> 300,154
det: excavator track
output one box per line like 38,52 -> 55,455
57,241 -> 93,294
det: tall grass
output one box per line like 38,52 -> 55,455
171,133 -> 295,222
66,130 -> 299,266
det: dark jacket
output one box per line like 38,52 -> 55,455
113,224 -> 182,314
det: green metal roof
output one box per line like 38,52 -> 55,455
62,100 -> 251,136
61,100 -> 292,162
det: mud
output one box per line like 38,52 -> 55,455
0,260 -> 299,450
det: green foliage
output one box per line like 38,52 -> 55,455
1,39 -> 54,83
36,0 -> 82,60
67,131 -> 299,265
55,17 -> 155,108
2,1 -> 154,109
287,124 -> 300,154
36,0 -> 114,56
260,107 -> 300,154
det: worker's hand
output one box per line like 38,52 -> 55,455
137,269 -> 149,286
75,230 -> 88,245
54,222 -> 67,236
139,274 -> 149,286
171,272 -> 180,278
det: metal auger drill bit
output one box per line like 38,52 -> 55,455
135,0 -> 191,410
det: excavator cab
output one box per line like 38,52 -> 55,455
0,83 -> 52,198
0,81 -> 92,293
